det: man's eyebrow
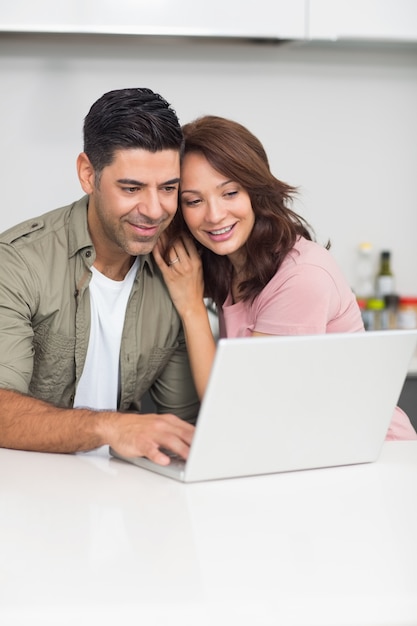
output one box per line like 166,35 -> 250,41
117,178 -> 143,186
161,177 -> 180,186
116,177 -> 180,186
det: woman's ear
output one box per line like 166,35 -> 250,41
77,152 -> 95,194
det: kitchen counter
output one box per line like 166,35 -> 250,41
1,441 -> 416,626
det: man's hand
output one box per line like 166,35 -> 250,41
99,411 -> 195,465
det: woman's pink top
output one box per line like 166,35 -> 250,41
218,237 -> 416,441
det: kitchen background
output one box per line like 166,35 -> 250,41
0,0 -> 416,300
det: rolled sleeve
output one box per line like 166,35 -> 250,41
0,243 -> 38,393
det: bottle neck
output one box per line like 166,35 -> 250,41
379,254 -> 392,276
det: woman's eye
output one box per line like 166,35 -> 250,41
183,198 -> 201,207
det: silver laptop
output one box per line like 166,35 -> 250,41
110,329 -> 417,482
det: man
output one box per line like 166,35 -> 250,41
0,87 -> 199,465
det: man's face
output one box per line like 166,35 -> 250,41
84,148 -> 180,258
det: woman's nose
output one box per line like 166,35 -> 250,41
205,199 -> 226,223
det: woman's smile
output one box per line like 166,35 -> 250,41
206,223 -> 236,240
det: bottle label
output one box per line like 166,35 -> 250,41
397,310 -> 417,330
376,275 -> 394,297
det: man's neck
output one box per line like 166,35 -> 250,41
93,256 -> 136,281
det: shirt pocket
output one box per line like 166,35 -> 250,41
29,322 -> 76,406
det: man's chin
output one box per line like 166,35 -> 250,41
125,238 -> 158,257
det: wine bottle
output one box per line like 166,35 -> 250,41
376,250 -> 394,298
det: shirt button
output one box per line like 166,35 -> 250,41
85,250 -> 92,258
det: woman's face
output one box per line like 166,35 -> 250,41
180,152 -> 255,261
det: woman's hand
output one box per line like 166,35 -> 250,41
153,234 -> 205,320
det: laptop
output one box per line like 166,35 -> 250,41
110,329 -> 417,482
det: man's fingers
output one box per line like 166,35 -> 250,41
151,416 -> 193,463
113,413 -> 195,465
147,447 -> 172,466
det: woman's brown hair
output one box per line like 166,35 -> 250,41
166,115 -> 317,307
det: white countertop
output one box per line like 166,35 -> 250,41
1,442 -> 417,626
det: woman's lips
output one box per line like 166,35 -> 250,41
206,224 -> 235,241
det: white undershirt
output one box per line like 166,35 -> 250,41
73,258 -> 139,410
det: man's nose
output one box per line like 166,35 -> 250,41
139,189 -> 165,220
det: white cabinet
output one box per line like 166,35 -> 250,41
0,0 -> 307,39
308,0 -> 417,41
3,0 -> 415,43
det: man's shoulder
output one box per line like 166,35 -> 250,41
0,197 -> 88,247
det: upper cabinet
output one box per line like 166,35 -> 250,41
0,0 -> 307,40
308,0 -> 417,42
2,1 -> 416,44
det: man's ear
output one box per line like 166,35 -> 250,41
77,152 -> 95,194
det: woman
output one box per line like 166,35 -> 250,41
153,115 -> 416,440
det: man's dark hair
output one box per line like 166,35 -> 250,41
83,87 -> 184,176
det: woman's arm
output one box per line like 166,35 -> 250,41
153,236 -> 216,400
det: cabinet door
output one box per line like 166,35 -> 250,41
0,0 -> 307,39
308,0 -> 417,41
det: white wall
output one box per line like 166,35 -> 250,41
1,33 -> 416,295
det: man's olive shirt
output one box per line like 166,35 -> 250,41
0,196 -> 199,422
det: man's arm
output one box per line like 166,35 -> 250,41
0,388 -> 194,464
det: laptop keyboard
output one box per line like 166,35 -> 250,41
160,449 -> 186,469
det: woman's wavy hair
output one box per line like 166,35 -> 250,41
166,115 -> 319,307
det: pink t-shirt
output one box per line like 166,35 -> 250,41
220,237 -> 363,338
218,237 -> 416,441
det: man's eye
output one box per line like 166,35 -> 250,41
122,186 -> 140,193
162,185 -> 178,193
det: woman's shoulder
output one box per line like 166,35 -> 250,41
275,236 -> 350,291
284,236 -> 332,267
